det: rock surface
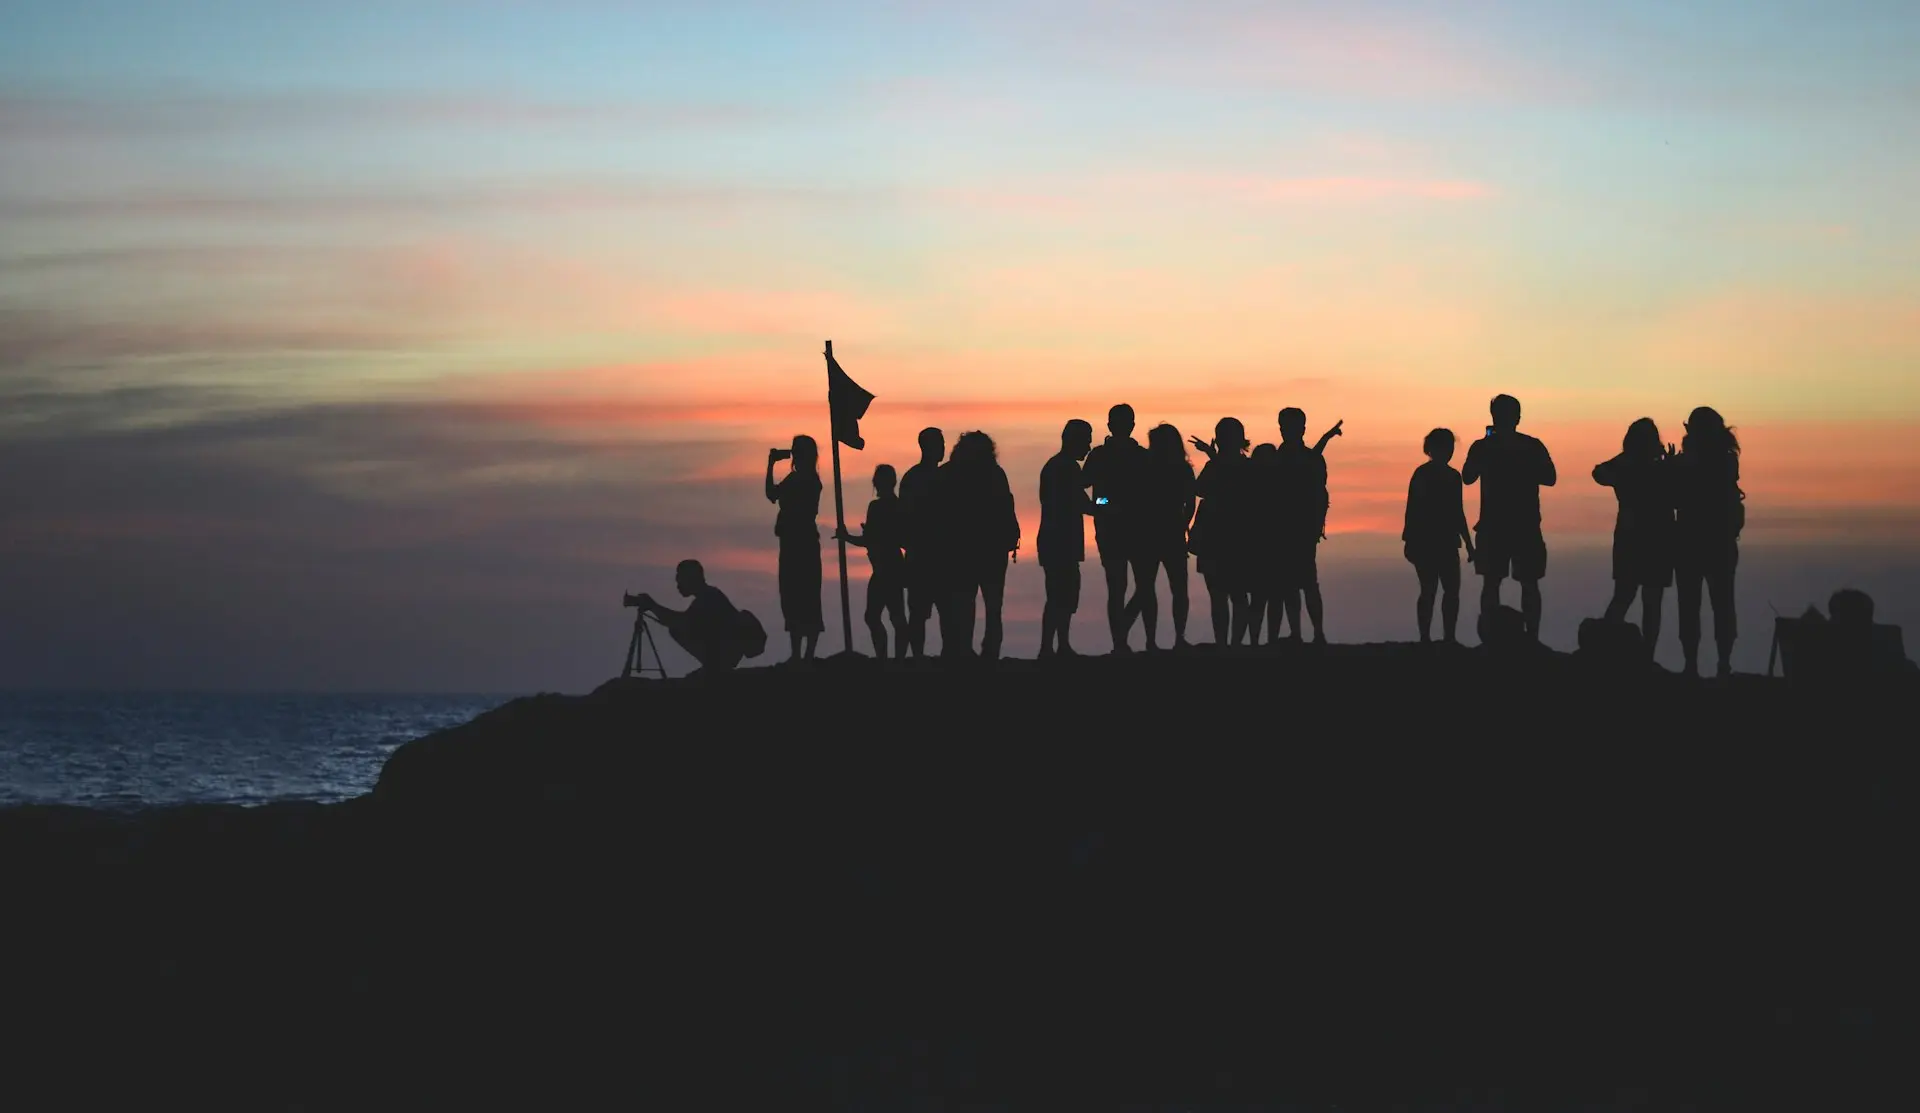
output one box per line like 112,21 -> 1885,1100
6,643 -> 1912,1107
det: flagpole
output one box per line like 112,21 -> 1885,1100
826,340 -> 853,654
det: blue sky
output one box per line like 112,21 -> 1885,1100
2,1 -> 1916,687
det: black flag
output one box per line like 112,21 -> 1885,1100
827,349 -> 874,450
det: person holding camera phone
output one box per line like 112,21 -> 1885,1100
1038,419 -> 1096,658
1593,417 -> 1675,655
1462,394 -> 1557,642
766,434 -> 824,662
1081,403 -> 1151,653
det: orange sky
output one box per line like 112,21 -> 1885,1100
3,1 -> 1916,687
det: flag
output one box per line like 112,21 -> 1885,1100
827,350 -> 874,450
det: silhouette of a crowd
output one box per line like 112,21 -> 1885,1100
651,394 -> 1778,679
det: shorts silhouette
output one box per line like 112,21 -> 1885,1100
1474,527 -> 1547,581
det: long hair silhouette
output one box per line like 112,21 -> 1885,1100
791,434 -> 820,472
1148,423 -> 1188,464
1682,407 -> 1739,457
1624,417 -> 1662,458
952,430 -> 997,466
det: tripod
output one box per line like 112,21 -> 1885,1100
623,609 -> 669,680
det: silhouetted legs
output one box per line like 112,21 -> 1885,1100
865,570 -> 907,660
905,557 -> 934,658
1677,569 -> 1736,677
1476,532 -> 1545,641
1276,586 -> 1323,643
1101,552 -> 1132,652
1228,584 -> 1254,645
1642,586 -> 1665,649
1603,581 -> 1664,653
1120,553 -> 1191,650
922,556 -> 964,659
1416,558 -> 1461,643
1163,555 -> 1190,645
1479,574 -> 1504,639
1602,581 -> 1636,624
978,555 -> 1008,659
779,537 -> 824,662
1122,554 -> 1167,649
1275,544 -> 1325,643
1203,571 -> 1247,647
1481,574 -> 1542,641
936,563 -> 967,659
943,583 -> 971,658
951,555 -> 1009,660
1040,563 -> 1081,658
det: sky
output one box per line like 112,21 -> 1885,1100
2,0 -> 1917,690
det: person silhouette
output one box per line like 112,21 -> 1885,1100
1270,408 -> 1338,644
1121,423 -> 1196,650
1462,395 -> 1557,642
1791,589 -> 1912,680
1403,428 -> 1475,644
766,434 -> 823,662
1081,404 -> 1151,654
943,431 -> 1020,660
1672,406 -> 1743,678
1247,442 -> 1279,644
899,427 -> 946,658
1190,417 -> 1254,646
1039,419 -> 1096,659
834,464 -> 908,660
1821,589 -> 1913,677
1593,418 -> 1674,655
625,560 -> 753,676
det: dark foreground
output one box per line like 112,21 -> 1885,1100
7,644 -> 1913,1108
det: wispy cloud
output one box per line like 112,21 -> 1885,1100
0,179 -> 893,223
0,305 -> 427,375
0,88 -> 770,140
929,172 -> 1494,216
1177,174 -> 1493,202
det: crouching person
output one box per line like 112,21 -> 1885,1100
625,560 -> 766,676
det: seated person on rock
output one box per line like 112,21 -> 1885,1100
625,560 -> 758,675
1825,588 -> 1914,676
1786,588 -> 1914,680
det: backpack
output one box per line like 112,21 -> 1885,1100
1578,616 -> 1650,666
736,610 -> 768,659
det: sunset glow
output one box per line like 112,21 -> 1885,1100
3,1 -> 1917,688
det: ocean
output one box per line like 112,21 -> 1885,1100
0,692 -> 506,810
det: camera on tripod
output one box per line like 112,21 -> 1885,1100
620,592 -> 668,680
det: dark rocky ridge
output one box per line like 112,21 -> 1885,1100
6,643 -> 1913,1108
